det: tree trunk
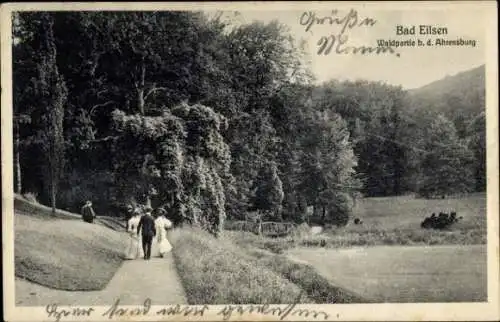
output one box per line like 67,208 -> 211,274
137,59 -> 146,115
14,120 -> 22,194
138,88 -> 145,115
51,176 -> 56,215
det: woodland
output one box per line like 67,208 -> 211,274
12,12 -> 485,235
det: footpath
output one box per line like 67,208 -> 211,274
16,253 -> 188,306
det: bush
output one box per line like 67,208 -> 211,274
328,192 -> 353,227
421,212 -> 460,230
169,227 -> 312,304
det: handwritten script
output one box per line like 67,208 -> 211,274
299,9 -> 399,57
45,294 -> 330,322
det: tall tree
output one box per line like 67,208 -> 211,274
34,13 -> 68,213
253,161 -> 284,221
418,114 -> 475,197
298,110 -> 359,226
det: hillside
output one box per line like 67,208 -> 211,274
407,64 -> 485,137
409,65 -> 485,97
14,197 -> 128,291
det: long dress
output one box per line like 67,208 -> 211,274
154,216 -> 173,257
125,215 -> 144,259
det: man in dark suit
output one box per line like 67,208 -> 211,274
81,200 -> 96,223
137,206 -> 156,260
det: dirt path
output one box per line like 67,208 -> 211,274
16,252 -> 188,306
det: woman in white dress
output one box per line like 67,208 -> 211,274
125,208 -> 144,259
154,208 -> 173,258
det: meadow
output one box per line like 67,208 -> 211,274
224,193 -> 487,303
226,193 -> 487,254
287,245 -> 487,302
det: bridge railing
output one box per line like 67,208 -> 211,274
225,220 -> 296,237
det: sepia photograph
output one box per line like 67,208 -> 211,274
2,2 -> 498,321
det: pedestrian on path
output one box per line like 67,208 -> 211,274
81,200 -> 96,224
137,206 -> 156,260
154,208 -> 173,257
125,207 -> 144,259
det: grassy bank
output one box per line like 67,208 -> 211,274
242,247 -> 369,303
169,227 -> 311,304
15,202 -> 127,291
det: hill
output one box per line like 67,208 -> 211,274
407,64 -> 485,137
409,65 -> 485,97
14,197 -> 128,291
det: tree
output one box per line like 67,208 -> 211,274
418,114 -> 475,197
222,20 -> 312,219
466,112 -> 486,191
298,110 -> 359,226
12,13 -> 39,195
253,161 -> 284,221
110,101 -> 230,236
33,13 -> 68,213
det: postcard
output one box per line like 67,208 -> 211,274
2,1 -> 498,321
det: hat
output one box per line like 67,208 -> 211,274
145,206 -> 153,213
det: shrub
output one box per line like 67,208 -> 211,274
328,192 -> 353,227
169,227 -> 312,304
421,212 -> 460,230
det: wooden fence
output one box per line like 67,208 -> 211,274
225,220 -> 296,237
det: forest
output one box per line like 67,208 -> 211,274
12,11 -> 485,236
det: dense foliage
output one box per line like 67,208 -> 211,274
13,11 -> 485,233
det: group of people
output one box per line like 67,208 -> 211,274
80,200 -> 173,260
126,205 -> 173,260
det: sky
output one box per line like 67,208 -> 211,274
212,5 -> 487,89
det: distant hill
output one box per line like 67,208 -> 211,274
409,65 -> 485,97
407,65 -> 485,137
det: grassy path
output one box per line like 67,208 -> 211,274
16,253 -> 187,306
286,245 -> 487,303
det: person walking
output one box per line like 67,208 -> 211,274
154,208 -> 173,258
125,208 -> 144,260
137,206 -> 156,260
81,200 -> 96,224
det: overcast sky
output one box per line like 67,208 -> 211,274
220,6 -> 486,89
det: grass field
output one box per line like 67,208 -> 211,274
350,192 -> 486,231
286,245 -> 487,302
15,202 -> 128,291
